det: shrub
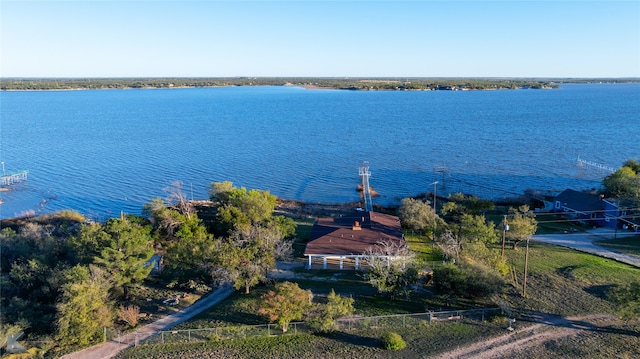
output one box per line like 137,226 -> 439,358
117,305 -> 140,328
433,262 -> 505,299
381,331 -> 406,351
307,289 -> 355,333
433,262 -> 467,296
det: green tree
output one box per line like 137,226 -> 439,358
66,222 -> 108,265
215,223 -> 290,294
164,222 -> 218,281
444,193 -> 495,216
602,163 -> 640,206
5,259 -> 62,332
622,159 -> 640,174
143,197 -> 187,240
93,218 -> 155,298
505,205 -> 537,250
258,281 -> 313,333
209,181 -> 278,236
56,265 -> 113,346
308,289 -> 355,333
460,214 -> 498,245
398,198 -> 445,236
433,262 -> 504,299
363,240 -> 418,299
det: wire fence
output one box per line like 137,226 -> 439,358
107,307 -> 502,347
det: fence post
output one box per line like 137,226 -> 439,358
294,323 -> 297,335
188,330 -> 191,342
104,327 -> 107,342
162,331 -> 164,344
403,315 -> 406,328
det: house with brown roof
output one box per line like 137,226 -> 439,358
303,210 -> 405,270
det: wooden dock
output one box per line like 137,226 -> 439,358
1,170 -> 28,186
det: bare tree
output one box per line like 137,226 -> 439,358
436,229 -> 461,259
164,181 -> 194,219
363,240 -> 417,299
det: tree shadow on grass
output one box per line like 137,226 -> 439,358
584,284 -> 616,300
556,265 -> 582,280
558,318 -> 640,338
518,310 -> 640,338
320,331 -> 380,349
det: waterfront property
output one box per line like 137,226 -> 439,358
553,189 -> 639,233
553,189 -> 613,227
303,210 -> 405,270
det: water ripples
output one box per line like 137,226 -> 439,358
1,84 -> 639,219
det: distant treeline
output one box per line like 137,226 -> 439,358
0,77 -> 637,91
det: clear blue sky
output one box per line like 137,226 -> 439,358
1,0 -> 639,78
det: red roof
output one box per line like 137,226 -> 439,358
304,211 -> 404,256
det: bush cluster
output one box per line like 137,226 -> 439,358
433,263 -> 504,299
381,331 -> 406,351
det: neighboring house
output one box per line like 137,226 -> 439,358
602,198 -> 640,235
303,210 -> 405,270
553,189 -> 610,227
553,189 -> 638,231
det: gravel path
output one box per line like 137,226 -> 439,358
60,285 -> 235,359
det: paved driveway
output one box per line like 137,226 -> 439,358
60,284 -> 235,359
533,228 -> 640,268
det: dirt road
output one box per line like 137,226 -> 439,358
434,313 -> 619,359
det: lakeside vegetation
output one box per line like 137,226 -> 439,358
0,77 -> 602,91
1,162 -> 639,357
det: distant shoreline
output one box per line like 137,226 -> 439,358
2,77 -> 638,92
7,77 -> 630,91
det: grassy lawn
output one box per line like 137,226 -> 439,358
534,213 -> 590,234
503,241 -> 640,316
404,232 -> 444,266
117,223 -> 640,358
292,217 -> 315,258
593,236 -> 640,259
116,321 -> 511,359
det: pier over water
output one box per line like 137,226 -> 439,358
1,170 -> 28,186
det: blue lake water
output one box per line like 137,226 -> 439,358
1,83 -> 639,220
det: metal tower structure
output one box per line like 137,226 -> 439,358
359,162 -> 373,212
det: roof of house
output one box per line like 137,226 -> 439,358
555,189 -> 604,213
304,210 -> 404,256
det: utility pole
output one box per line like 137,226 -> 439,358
501,215 -> 509,260
523,236 -> 530,297
432,181 -> 438,212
